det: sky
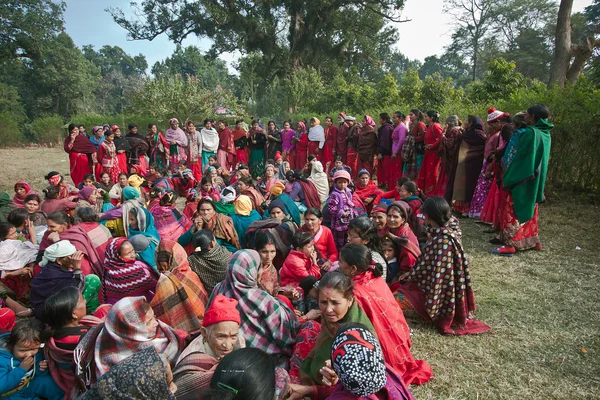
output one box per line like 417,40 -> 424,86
64,0 -> 594,72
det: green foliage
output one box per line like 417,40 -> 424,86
27,115 -> 64,144
125,75 -> 246,123
0,83 -> 26,122
0,113 -> 25,146
284,67 -> 324,113
467,58 -> 525,104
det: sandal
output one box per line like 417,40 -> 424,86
490,246 -> 516,257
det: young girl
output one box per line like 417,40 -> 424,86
327,156 -> 352,183
41,186 -> 77,216
347,216 -> 387,281
45,172 -> 76,200
399,181 -> 425,219
108,172 -> 129,206
327,170 -> 357,250
397,196 -> 491,336
374,177 -> 410,206
199,176 -> 220,202
279,231 -> 321,288
97,128 -> 121,183
0,319 -> 64,400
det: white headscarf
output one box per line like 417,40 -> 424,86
308,124 -> 325,149
308,161 -> 329,203
40,240 -> 77,267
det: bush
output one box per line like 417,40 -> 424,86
28,115 -> 65,144
0,112 -> 26,146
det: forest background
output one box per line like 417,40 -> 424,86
1,0 -> 599,192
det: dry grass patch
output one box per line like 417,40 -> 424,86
1,148 -> 598,399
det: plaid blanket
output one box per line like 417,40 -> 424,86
211,250 -> 299,367
151,240 -> 208,334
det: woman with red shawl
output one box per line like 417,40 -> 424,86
416,111 -> 443,196
64,123 -> 97,187
338,243 -> 433,385
232,120 -> 248,166
433,115 -> 463,197
354,170 -> 382,214
294,121 -> 309,171
96,128 -> 121,183
322,117 -> 337,167
12,181 -> 34,208
217,120 -> 235,172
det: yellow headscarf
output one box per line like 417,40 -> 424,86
312,117 -> 321,125
234,195 -> 253,216
270,181 -> 285,197
128,174 -> 145,189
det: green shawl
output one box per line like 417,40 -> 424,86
503,118 -> 552,222
0,192 -> 14,223
299,301 -> 375,385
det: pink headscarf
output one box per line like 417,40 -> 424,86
363,115 -> 376,128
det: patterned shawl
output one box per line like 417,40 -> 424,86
203,213 -> 240,249
353,270 -> 433,385
211,250 -> 298,363
83,347 -> 176,400
60,225 -> 105,278
152,206 -> 192,242
408,217 -> 477,326
188,244 -> 231,294
92,296 -> 183,377
151,240 -> 208,335
103,237 -> 157,303
300,302 -> 375,385
171,335 -> 220,398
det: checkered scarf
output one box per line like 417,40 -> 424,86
151,240 -> 208,334
93,296 -> 183,377
211,250 -> 299,362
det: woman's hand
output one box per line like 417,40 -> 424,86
288,384 -> 315,400
398,271 -> 411,283
70,251 -> 84,270
47,231 -> 61,243
391,153 -> 397,159
305,309 -> 321,321
321,260 -> 332,271
279,286 -> 300,299
320,360 -> 339,386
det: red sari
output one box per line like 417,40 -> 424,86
352,270 -> 433,385
433,126 -> 462,197
295,132 -> 309,170
64,134 -> 97,186
322,126 -> 336,166
499,194 -> 540,250
97,140 -> 121,183
416,123 -> 443,196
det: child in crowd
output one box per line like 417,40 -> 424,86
327,170 -> 357,249
0,319 -> 64,400
279,231 -> 321,288
199,176 -> 221,202
327,156 -> 352,183
41,186 -> 77,216
381,236 -> 400,285
399,181 -> 425,217
172,161 -> 196,196
374,177 -> 410,206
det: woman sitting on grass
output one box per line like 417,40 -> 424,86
397,196 -> 491,336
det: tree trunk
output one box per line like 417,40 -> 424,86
548,0 -> 574,87
566,39 -> 596,85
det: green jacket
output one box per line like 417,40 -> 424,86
503,118 -> 553,222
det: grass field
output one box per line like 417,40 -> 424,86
1,148 -> 598,399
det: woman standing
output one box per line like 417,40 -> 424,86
232,120 -> 248,166
433,115 -> 463,197
281,121 -> 296,169
96,129 -> 120,183
447,116 -> 486,215
147,123 -> 170,170
200,119 -> 219,170
185,120 -> 203,181
322,117 -> 336,167
403,110 -> 426,179
294,121 -> 309,172
307,118 -> 325,159
377,113 -> 394,189
165,118 -> 189,174
249,120 -> 267,178
357,115 -> 378,177
416,111 -> 443,196
390,112 -> 408,191
64,123 -> 97,187
468,108 -> 505,218
266,120 -> 282,161
217,120 -> 235,172
112,125 -> 131,176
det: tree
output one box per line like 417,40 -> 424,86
443,0 -> 496,81
83,45 -> 148,113
152,45 -> 232,89
0,0 -> 65,62
108,0 -> 407,78
549,0 -> 574,86
126,75 -> 245,123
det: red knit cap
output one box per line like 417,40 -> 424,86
202,294 -> 241,327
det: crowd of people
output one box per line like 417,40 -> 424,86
0,103 -> 552,399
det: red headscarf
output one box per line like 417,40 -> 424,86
13,180 -> 34,207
